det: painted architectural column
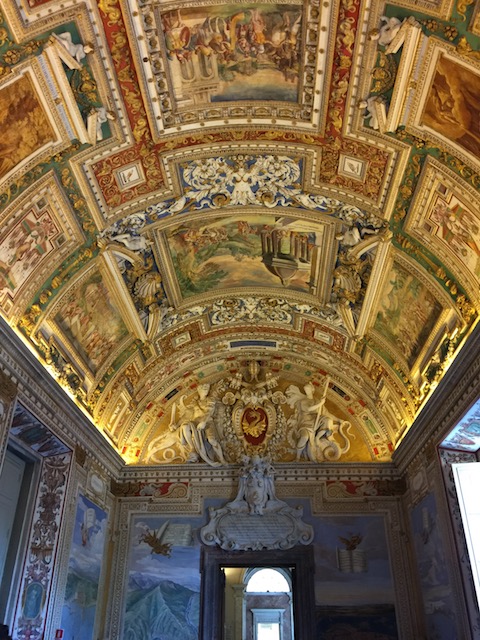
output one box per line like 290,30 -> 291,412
11,452 -> 73,640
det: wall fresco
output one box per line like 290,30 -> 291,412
312,514 -> 395,606
12,454 -> 72,640
309,512 -> 398,638
410,491 -> 457,640
123,515 -> 202,640
60,494 -> 108,640
440,398 -> 480,451
11,404 -> 70,457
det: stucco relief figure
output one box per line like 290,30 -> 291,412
285,381 -> 353,462
369,16 -> 402,46
98,213 -> 150,253
54,32 -> 94,63
169,383 -> 226,466
228,455 -> 282,515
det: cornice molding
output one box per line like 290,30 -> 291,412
0,318 -> 124,477
393,323 -> 480,472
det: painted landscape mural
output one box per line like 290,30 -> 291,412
60,495 -> 108,640
411,492 -> 456,640
312,514 -> 398,639
160,4 -> 302,104
166,214 -> 323,297
374,262 -> 442,367
124,516 -> 202,640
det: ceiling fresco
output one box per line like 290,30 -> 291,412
0,0 -> 479,466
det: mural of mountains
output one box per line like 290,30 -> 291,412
124,579 -> 200,639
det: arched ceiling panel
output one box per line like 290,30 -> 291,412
0,0 -> 479,466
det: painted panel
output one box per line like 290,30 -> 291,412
316,604 -> 398,639
0,73 -> 56,181
426,190 -> 480,279
161,5 -> 302,105
54,271 -> 129,375
124,515 -> 202,640
420,54 -> 480,161
165,214 -> 324,298
0,207 -> 62,309
374,262 -> 442,368
60,495 -> 108,640
411,492 -> 456,640
311,514 -> 398,638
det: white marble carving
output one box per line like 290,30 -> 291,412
200,456 -> 314,550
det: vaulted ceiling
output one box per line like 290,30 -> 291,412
0,0 -> 479,466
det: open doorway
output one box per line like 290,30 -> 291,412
223,567 -> 294,640
199,546 -> 315,640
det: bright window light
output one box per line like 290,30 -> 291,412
257,622 -> 281,640
246,568 -> 290,593
452,462 -> 480,607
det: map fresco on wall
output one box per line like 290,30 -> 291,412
60,494 -> 108,640
160,4 -> 302,104
0,207 -> 63,308
374,262 -> 442,368
421,55 -> 480,161
123,516 -> 201,640
55,271 -> 129,375
426,190 -> 480,279
166,214 -> 324,297
311,513 -> 398,639
411,492 -> 457,640
0,73 -> 56,181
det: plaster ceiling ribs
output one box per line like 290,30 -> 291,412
0,0 -> 479,466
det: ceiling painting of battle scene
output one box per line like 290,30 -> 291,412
161,4 -> 303,105
0,0 -> 479,467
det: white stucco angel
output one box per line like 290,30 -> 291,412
285,379 -> 353,462
54,32 -> 93,63
169,384 -> 226,467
